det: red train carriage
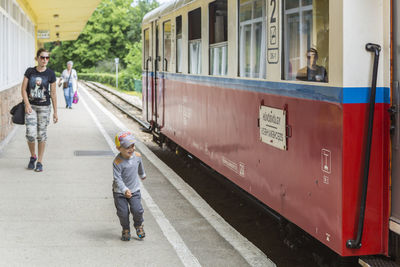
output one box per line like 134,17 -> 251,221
142,0 -> 400,260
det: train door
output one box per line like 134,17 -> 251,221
143,26 -> 153,124
151,19 -> 163,131
391,0 -> 400,236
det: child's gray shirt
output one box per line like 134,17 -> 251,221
113,152 -> 146,194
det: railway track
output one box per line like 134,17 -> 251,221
80,81 -> 150,129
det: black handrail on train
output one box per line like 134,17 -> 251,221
346,43 -> 381,249
145,57 -> 152,124
154,56 -> 159,129
162,58 -> 167,128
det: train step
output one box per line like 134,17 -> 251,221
152,130 -> 163,146
359,256 -> 400,267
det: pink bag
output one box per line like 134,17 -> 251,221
73,91 -> 79,104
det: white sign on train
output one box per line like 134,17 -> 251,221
259,105 -> 286,150
267,0 -> 279,64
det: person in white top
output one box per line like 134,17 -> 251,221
58,61 -> 78,109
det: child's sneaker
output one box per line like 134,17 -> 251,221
28,156 -> 37,170
121,229 -> 131,241
34,162 -> 43,172
135,224 -> 145,239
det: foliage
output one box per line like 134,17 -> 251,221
124,41 -> 143,80
79,72 -> 142,92
126,0 -> 158,44
46,0 -> 159,84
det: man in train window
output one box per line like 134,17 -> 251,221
296,48 -> 328,82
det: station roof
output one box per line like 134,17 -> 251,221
20,0 -> 102,42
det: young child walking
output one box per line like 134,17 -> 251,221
113,131 -> 146,241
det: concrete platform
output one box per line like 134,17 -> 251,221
0,84 -> 275,267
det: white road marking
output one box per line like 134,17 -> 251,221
80,83 -> 276,267
80,89 -> 201,267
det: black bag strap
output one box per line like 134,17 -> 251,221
67,70 -> 72,83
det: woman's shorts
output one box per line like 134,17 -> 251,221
25,105 -> 51,143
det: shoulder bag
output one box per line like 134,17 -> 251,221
10,101 -> 25,125
63,71 -> 72,88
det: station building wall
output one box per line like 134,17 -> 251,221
0,0 -> 35,141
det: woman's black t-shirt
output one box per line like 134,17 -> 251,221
24,67 -> 56,106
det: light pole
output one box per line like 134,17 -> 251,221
115,57 -> 119,88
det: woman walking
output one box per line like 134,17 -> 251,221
59,61 -> 78,109
21,48 -> 58,172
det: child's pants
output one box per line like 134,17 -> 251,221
113,190 -> 144,230
25,105 -> 51,143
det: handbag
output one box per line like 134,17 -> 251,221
63,71 -> 72,88
73,91 -> 79,104
10,101 -> 25,125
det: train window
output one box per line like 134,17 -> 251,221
238,0 -> 266,79
163,20 -> 172,72
176,16 -> 182,73
209,0 -> 227,76
188,8 -> 201,74
283,0 -> 329,82
143,28 -> 150,69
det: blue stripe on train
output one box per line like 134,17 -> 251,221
342,87 -> 390,104
142,72 -> 390,104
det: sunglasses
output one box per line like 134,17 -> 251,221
40,56 -> 50,60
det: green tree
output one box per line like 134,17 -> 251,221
48,0 -> 158,77
124,41 -> 142,80
127,0 -> 159,43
